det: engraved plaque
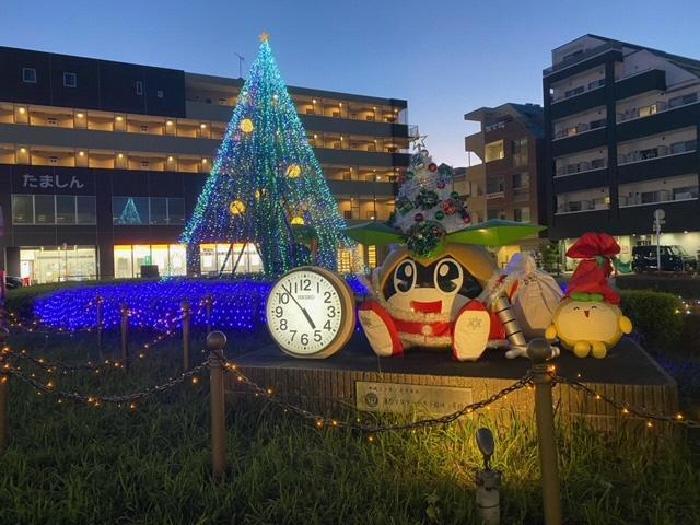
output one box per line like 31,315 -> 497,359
356,381 -> 473,416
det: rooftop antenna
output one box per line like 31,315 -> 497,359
234,52 -> 245,79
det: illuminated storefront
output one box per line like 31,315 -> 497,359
113,244 -> 187,279
20,246 -> 97,284
199,243 -> 263,275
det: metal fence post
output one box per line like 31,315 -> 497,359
527,338 -> 562,525
95,295 -> 104,359
205,294 -> 213,335
120,304 -> 129,369
182,300 -> 190,371
207,330 -> 227,480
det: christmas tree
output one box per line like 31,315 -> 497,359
182,33 -> 349,276
117,198 -> 142,225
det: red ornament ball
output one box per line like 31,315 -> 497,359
442,199 -> 456,215
428,163 -> 437,172
415,213 -> 424,222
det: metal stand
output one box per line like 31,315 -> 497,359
475,427 -> 501,524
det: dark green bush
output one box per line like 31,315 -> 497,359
620,290 -> 684,352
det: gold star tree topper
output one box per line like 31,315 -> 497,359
259,32 -> 270,43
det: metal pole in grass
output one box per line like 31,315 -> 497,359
475,428 -> 501,525
207,330 -> 227,480
527,338 -> 562,525
120,304 -> 129,370
182,300 -> 190,371
96,295 -> 104,359
0,364 -> 8,452
0,273 -> 9,452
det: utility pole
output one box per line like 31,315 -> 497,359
234,53 -> 245,79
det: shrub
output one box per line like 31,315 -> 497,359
620,290 -> 684,352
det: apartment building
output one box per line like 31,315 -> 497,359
543,35 -> 700,266
462,103 -> 545,266
0,46 -> 410,283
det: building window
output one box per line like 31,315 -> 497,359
76,196 -> 96,224
12,195 -> 95,225
513,207 -> 530,222
56,195 -> 75,223
12,195 -> 34,223
114,244 -> 188,279
513,172 -> 529,190
557,187 -> 609,214
485,140 -> 504,163
487,208 -> 506,220
197,243 -> 262,277
512,138 -> 528,166
20,246 -> 97,284
486,175 -> 505,196
135,80 -> 143,95
113,197 -> 149,225
63,72 -> 78,88
113,196 -> 185,225
22,67 -> 37,83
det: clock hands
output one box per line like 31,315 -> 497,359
281,283 -> 316,329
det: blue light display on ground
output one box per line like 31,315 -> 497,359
34,277 -> 369,331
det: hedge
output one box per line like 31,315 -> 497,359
619,290 -> 685,353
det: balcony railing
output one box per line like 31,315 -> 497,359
555,159 -> 607,176
618,140 -> 697,165
554,118 -> 606,140
551,79 -> 606,103
556,199 -> 609,214
617,92 -> 699,123
619,187 -> 699,207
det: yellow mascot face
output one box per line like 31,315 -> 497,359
374,244 -> 497,320
553,299 -> 622,346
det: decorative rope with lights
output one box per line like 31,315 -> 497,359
553,374 -> 699,429
216,350 -> 534,434
6,360 -> 208,407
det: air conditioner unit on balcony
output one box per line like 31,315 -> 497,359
658,189 -> 671,201
47,117 -> 58,126
657,145 -> 668,156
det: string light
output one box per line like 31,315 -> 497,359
32,278 -> 366,332
180,37 -> 351,276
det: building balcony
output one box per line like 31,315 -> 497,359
551,126 -> 607,156
618,198 -> 700,234
616,100 -> 700,142
549,83 -> 607,120
617,150 -> 698,184
553,168 -> 609,193
614,69 -> 667,101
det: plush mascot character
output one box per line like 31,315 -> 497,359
348,147 -> 545,361
546,233 -> 632,358
359,243 -> 507,361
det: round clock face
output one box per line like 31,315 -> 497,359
266,267 -> 354,358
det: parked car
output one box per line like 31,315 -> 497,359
631,245 -> 698,272
3,275 -> 23,290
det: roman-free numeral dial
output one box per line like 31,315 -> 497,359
266,267 -> 355,358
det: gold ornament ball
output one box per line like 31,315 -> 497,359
229,199 -> 246,215
240,118 -> 254,133
286,164 -> 302,178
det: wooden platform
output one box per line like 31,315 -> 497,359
226,333 -> 678,430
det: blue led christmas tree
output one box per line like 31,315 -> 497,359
182,33 -> 349,276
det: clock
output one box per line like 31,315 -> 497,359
266,266 -> 355,359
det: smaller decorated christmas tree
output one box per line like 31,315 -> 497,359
390,148 -> 471,257
116,198 -> 142,225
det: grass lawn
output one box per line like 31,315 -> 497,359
1,330 -> 698,525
